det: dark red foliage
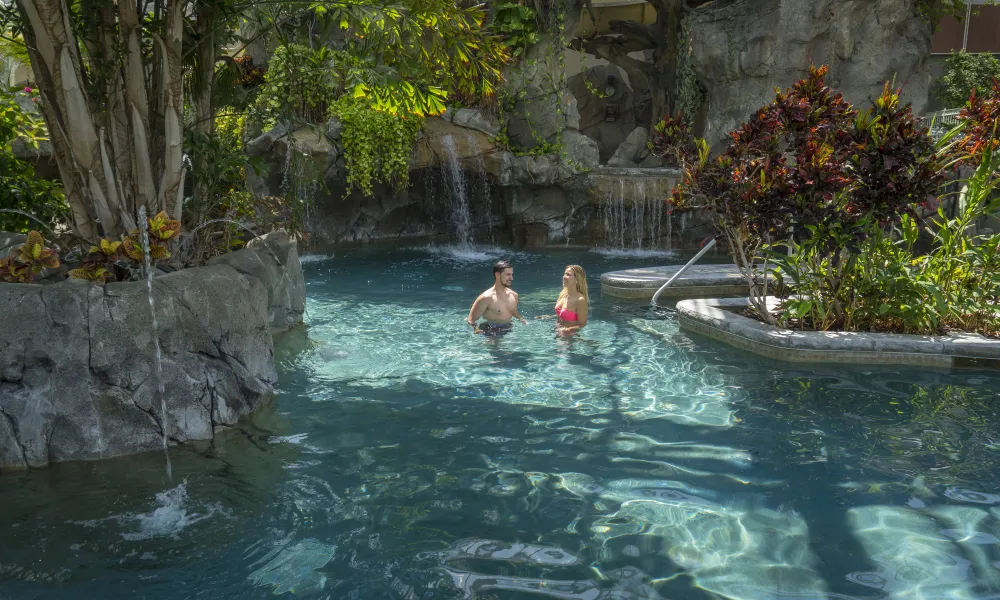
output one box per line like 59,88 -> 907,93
847,83 -> 947,226
958,79 -> 1000,159
235,55 -> 266,89
672,65 -> 944,247
648,112 -> 701,168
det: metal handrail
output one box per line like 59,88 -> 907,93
650,237 -> 717,306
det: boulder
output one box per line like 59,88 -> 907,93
411,118 -> 497,172
208,230 -> 305,333
0,234 -> 305,469
504,35 -> 583,150
451,108 -> 501,137
608,127 -> 650,168
561,130 -> 600,171
568,64 -> 638,163
689,0 -> 932,148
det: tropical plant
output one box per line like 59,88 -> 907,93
0,86 -> 67,233
68,211 -> 182,283
648,112 -> 707,169
672,65 -> 953,327
0,230 -> 59,283
491,2 -> 540,57
955,78 -> 1000,159
332,97 -> 423,197
3,0 -> 507,245
768,147 -> 1000,336
934,50 -> 1000,108
254,44 -> 342,129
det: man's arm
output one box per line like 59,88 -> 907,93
467,295 -> 489,333
511,291 -> 527,324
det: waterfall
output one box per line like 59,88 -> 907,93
464,132 -> 493,240
599,175 -> 672,253
441,135 -> 472,247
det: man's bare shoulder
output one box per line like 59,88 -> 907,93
477,288 -> 496,300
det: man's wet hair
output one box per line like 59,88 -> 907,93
493,260 -> 513,277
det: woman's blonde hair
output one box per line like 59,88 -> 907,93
558,264 -> 589,303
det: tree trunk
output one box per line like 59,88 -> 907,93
191,1 -> 218,223
15,0 -> 188,240
647,0 -> 684,123
577,0 -> 688,130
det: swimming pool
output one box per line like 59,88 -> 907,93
2,245 -> 1000,599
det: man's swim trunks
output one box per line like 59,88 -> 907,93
479,322 -> 513,337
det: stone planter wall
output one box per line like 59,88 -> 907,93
676,297 -> 1000,369
0,231 -> 305,469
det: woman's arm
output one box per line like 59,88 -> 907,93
576,298 -> 588,327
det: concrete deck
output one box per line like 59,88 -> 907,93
601,263 -> 750,300
676,297 -> 1000,369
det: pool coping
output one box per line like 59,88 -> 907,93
675,297 -> 1000,369
600,263 -> 752,300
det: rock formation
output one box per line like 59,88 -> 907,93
689,0 -> 932,147
0,231 -> 304,469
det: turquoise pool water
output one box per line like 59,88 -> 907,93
2,245 -> 1000,599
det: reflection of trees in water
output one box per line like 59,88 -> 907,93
748,371 -> 1000,488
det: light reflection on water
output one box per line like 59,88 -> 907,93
1,246 -> 1000,599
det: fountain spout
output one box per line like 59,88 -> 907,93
138,205 -> 172,480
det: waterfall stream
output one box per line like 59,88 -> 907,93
441,135 -> 472,248
599,175 -> 673,255
138,205 -> 172,481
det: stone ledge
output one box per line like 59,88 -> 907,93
601,263 -> 750,299
675,297 -> 1000,369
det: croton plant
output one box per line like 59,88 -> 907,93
0,211 -> 181,284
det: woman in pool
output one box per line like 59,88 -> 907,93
549,264 -> 589,336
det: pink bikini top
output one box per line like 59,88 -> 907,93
555,305 -> 579,322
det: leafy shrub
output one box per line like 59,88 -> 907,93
956,79 -> 1000,159
254,45 -> 341,129
67,211 -> 182,283
672,65 -> 950,328
0,230 -> 59,283
934,50 -> 1000,108
770,149 -> 1000,335
0,87 -> 67,233
648,113 -> 707,169
490,2 -> 540,58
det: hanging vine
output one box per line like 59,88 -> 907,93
675,19 -> 705,124
488,0 -> 571,157
331,98 -> 423,198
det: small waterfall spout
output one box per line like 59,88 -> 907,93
138,205 -> 172,481
464,132 -> 493,240
441,135 -> 472,248
598,170 -> 673,256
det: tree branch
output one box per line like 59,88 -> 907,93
573,35 -> 653,89
608,19 -> 657,48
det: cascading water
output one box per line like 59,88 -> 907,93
464,132 -> 493,240
599,173 -> 673,255
280,140 -> 319,234
138,205 -> 172,481
441,135 -> 473,248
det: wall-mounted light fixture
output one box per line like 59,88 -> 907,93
604,74 -> 616,98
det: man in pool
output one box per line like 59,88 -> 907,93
467,260 -> 527,336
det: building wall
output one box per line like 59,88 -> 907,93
929,0 -> 1000,110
